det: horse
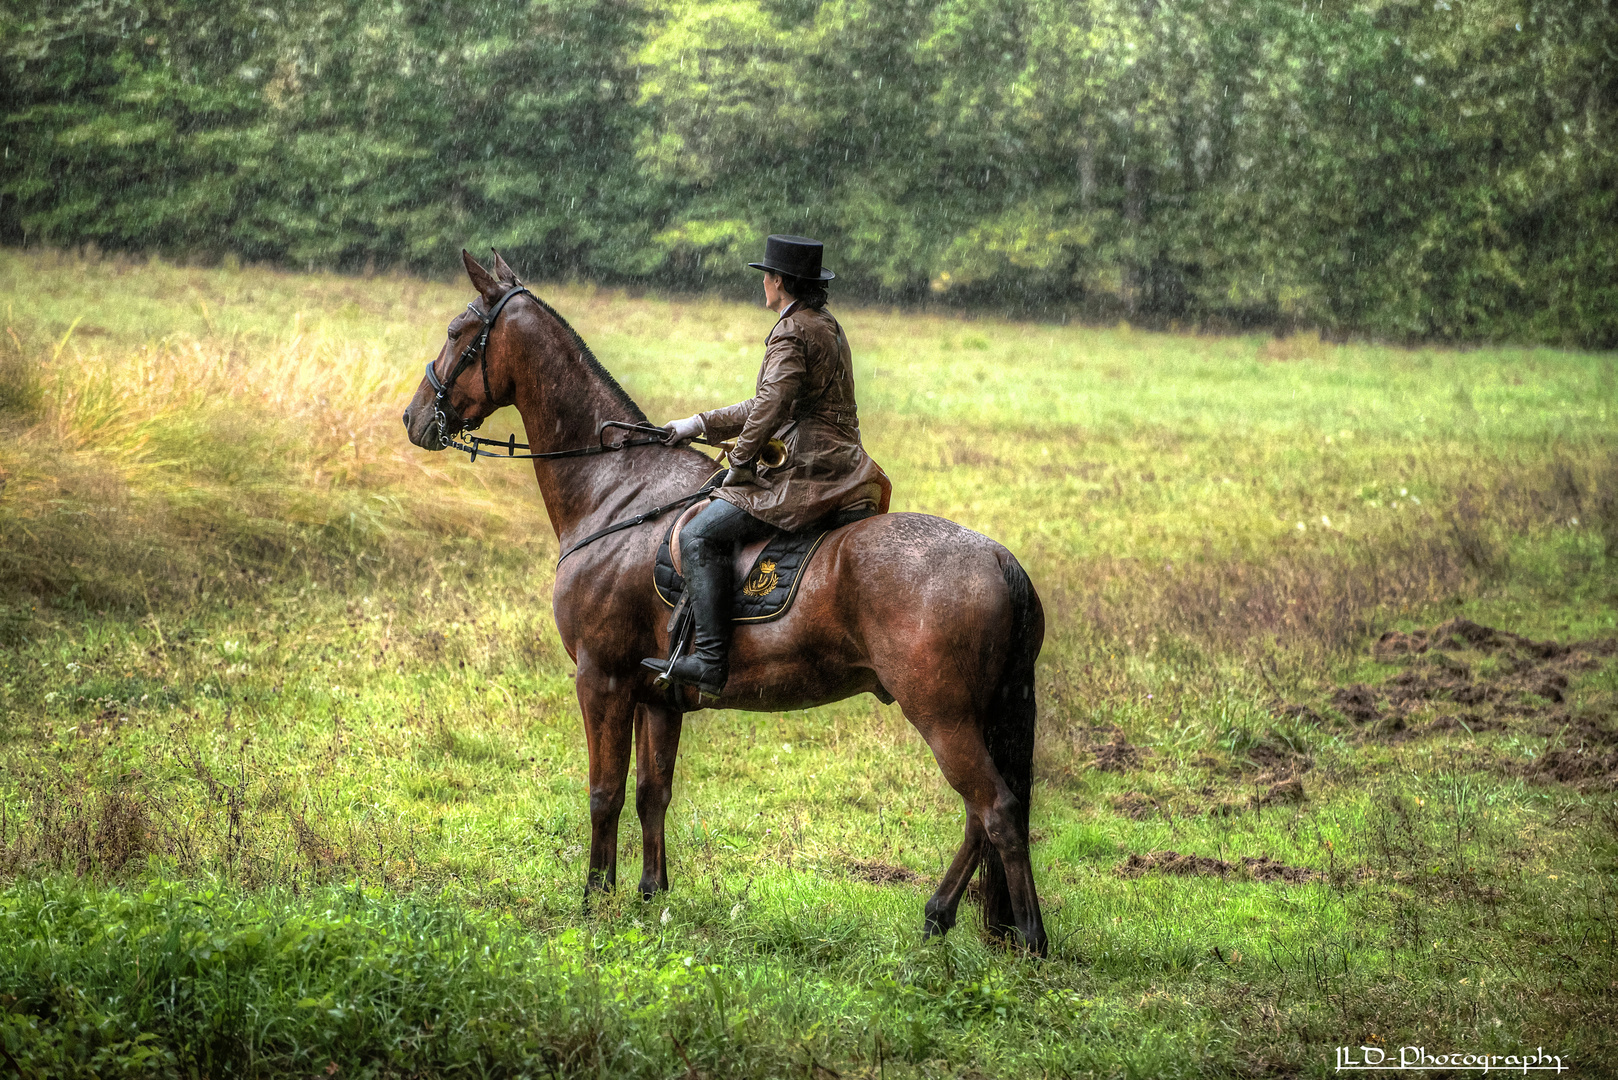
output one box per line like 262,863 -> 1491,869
402,251 -> 1048,954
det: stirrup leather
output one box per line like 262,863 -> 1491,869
640,594 -> 725,704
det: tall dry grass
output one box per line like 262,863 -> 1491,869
0,296 -> 548,615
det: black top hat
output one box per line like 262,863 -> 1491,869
748,234 -> 835,281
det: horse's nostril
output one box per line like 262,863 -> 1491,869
402,410 -> 411,427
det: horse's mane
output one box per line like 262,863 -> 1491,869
525,291 -> 648,424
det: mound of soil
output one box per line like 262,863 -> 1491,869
1068,725 -> 1148,774
1111,791 -> 1160,820
1274,703 -> 1325,725
844,859 -> 924,886
1331,684 -> 1382,724
1259,776 -> 1307,804
1526,747 -> 1618,789
1092,733 -> 1144,772
1114,849 -> 1319,884
1207,776 -> 1308,817
1373,617 -> 1574,661
1422,712 -> 1504,736
1324,619 -> 1615,749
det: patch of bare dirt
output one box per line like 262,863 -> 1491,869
1421,712 -> 1504,736
1258,776 -> 1307,804
1273,703 -> 1326,725
1523,746 -> 1618,791
1373,617 -> 1585,661
1332,684 -> 1381,724
1325,619 -> 1617,751
1110,791 -> 1160,820
1114,849 -> 1320,884
1207,777 -> 1308,817
1069,725 -> 1148,773
1238,739 -> 1313,777
1092,733 -> 1144,772
844,859 -> 924,886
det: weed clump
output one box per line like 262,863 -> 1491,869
0,325 -> 42,416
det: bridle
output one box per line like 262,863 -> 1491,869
423,282 -> 532,450
423,282 -> 700,464
415,282 -> 740,563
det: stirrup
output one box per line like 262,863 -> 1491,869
639,654 -> 678,686
641,599 -> 718,703
653,655 -> 727,700
639,655 -> 725,705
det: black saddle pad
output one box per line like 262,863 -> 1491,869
654,508 -> 874,623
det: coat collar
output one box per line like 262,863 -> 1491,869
769,298 -> 800,335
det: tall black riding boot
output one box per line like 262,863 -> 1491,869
653,539 -> 733,698
643,498 -> 771,699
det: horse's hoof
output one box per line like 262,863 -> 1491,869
582,875 -> 615,908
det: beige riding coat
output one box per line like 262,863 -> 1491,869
699,302 -> 890,532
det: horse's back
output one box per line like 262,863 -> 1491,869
798,510 -> 1032,645
712,512 -> 1036,712
826,510 -> 1018,589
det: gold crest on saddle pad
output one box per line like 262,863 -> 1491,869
742,559 -> 779,597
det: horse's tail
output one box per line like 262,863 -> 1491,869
978,551 -> 1043,938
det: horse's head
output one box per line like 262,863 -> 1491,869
403,249 -> 529,451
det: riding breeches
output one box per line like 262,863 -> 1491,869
679,499 -> 775,584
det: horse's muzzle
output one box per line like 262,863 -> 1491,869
403,406 -> 452,452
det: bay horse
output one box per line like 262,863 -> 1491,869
402,252 -> 1048,953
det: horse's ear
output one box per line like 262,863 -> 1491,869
462,249 -> 503,304
490,249 -> 520,285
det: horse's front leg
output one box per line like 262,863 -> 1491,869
634,703 -> 684,899
578,669 -> 636,897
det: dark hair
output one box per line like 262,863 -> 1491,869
778,273 -> 829,310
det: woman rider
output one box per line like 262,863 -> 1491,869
647,235 -> 890,698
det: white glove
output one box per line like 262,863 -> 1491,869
662,414 -> 705,446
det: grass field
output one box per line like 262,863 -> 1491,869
1,247 -> 1616,1078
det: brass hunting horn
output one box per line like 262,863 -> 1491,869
716,437 -> 789,471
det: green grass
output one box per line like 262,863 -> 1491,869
1,247 -> 1616,1077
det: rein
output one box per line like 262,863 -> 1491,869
556,470 -> 725,566
445,421 -> 671,462
449,418 -> 729,564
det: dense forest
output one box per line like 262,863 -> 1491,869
2,0 -> 1614,345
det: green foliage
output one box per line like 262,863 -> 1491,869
3,0 -> 1616,343
0,0 -> 654,277
0,879 -> 807,1078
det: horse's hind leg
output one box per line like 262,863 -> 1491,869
923,813 -> 986,939
917,724 -> 1048,955
976,790 -> 1046,954
633,703 -> 683,899
977,836 -> 1019,944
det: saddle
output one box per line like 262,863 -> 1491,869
653,499 -> 874,622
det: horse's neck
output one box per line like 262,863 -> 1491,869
509,315 -> 707,546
